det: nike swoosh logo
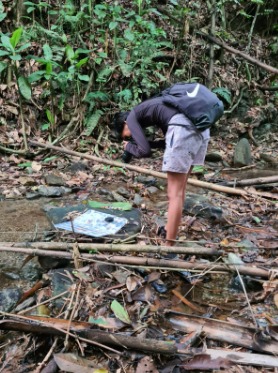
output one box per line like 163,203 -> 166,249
186,83 -> 200,98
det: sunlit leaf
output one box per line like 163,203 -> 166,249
42,43 -> 53,60
18,76 -> 31,100
111,300 -> 131,324
10,27 -> 23,48
87,201 -> 132,211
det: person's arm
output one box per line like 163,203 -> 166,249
125,110 -> 151,158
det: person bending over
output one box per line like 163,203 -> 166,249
113,95 -> 210,247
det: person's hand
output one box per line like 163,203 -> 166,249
123,141 -> 128,150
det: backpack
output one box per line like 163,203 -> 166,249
160,82 -> 224,130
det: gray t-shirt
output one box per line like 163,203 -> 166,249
125,97 -> 179,158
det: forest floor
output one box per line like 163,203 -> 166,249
0,129 -> 278,373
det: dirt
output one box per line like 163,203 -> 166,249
0,198 -> 53,242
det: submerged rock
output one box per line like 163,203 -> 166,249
184,193 -> 223,221
0,287 -> 22,312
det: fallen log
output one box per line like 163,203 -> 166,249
0,316 -> 180,355
29,141 -> 277,199
1,241 -> 220,256
0,245 -> 270,278
167,311 -> 278,355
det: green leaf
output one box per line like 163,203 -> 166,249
226,253 -> 244,265
18,76 -> 32,100
212,87 -> 232,105
111,300 -> 131,324
26,6 -> 35,13
77,74 -> 90,81
16,42 -> 31,52
124,29 -> 134,41
18,162 -> 32,168
46,109 -> 55,124
109,21 -> 118,30
46,61 -> 53,75
1,35 -> 13,52
192,165 -> 204,174
84,110 -> 102,136
42,156 -> 58,163
41,123 -> 50,131
87,201 -> 132,211
0,61 -> 7,73
0,12 -> 7,22
10,27 -> 23,49
28,71 -> 45,83
65,44 -> 75,61
10,54 -> 22,61
42,44 -> 53,60
75,57 -> 88,69
0,50 -> 9,56
252,216 -> 261,224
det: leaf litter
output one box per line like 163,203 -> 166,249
0,132 -> 278,372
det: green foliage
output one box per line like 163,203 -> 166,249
0,1 -> 7,22
84,110 -> 103,136
213,87 -> 232,105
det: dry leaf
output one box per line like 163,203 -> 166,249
54,353 -> 108,373
136,356 -> 159,373
31,161 -> 42,172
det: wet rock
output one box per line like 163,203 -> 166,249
133,193 -> 143,206
205,152 -> 223,162
98,188 -> 111,196
3,271 -> 20,281
65,162 -> 89,173
233,138 -> 252,167
229,275 -> 263,292
146,186 -> 159,194
14,296 -> 36,312
38,257 -> 71,271
116,187 -> 131,198
37,185 -> 72,197
184,193 -> 223,221
0,287 -> 22,312
49,268 -> 75,310
45,203 -> 142,238
111,191 -> 126,202
135,176 -> 157,186
20,257 -> 43,282
45,173 -> 65,186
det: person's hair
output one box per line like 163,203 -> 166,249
113,111 -> 130,138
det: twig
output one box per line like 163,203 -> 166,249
28,140 -> 278,199
0,311 -> 122,354
198,31 -> 278,74
172,289 -> 205,313
33,337 -> 59,373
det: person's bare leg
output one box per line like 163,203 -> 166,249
165,172 -> 187,246
165,169 -> 192,246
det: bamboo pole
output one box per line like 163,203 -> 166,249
1,241 -> 220,256
0,245 -> 270,278
29,141 -> 274,198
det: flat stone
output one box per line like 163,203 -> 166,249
184,192 -> 223,221
0,287 -> 22,312
45,173 -> 65,186
37,186 -> 72,197
45,203 -> 142,238
49,268 -> 75,310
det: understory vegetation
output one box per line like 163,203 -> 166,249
0,0 -> 277,154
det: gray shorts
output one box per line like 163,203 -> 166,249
162,114 -> 210,173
